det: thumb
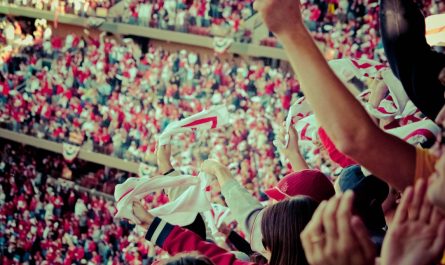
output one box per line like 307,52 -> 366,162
288,125 -> 299,140
273,139 -> 285,150
431,220 -> 445,257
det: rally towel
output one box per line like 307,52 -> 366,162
381,69 -> 409,115
213,37 -> 234,54
114,174 -> 211,226
62,143 -> 81,163
363,69 -> 410,119
329,58 -> 386,81
203,204 -> 235,235
276,97 -> 313,149
386,119 -> 440,146
159,105 -> 230,146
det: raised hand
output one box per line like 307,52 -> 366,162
132,201 -> 154,230
157,143 -> 173,174
381,179 -> 445,265
368,78 -> 389,108
201,159 -> 232,186
275,125 -> 299,157
301,191 -> 376,265
253,0 -> 304,36
274,125 -> 309,171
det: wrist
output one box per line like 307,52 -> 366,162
140,214 -> 154,230
215,166 -> 232,186
159,162 -> 173,174
276,26 -> 310,47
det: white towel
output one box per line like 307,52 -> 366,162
158,105 -> 230,146
114,174 -> 211,226
275,97 -> 313,149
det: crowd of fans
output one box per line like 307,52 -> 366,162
121,0 -> 254,38
0,141 -> 166,264
1,0 -> 445,263
5,0 -> 117,17
4,0 -> 444,58
0,16 -> 318,199
262,0 -> 444,58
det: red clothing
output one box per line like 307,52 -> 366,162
318,127 -> 356,168
147,218 -> 256,265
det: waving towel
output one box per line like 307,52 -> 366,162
159,105 -> 230,146
114,174 -> 211,226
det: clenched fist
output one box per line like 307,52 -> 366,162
253,0 -> 304,36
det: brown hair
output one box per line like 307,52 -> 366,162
160,252 -> 215,265
261,196 -> 319,265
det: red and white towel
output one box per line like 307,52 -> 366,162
114,174 -> 211,226
159,105 -> 230,146
386,119 -> 440,146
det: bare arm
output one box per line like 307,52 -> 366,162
254,0 -> 416,190
275,125 -> 309,171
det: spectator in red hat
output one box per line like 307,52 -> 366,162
264,170 -> 335,203
201,158 -> 334,258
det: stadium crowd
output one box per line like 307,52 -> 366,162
0,141 -> 163,265
5,0 -> 117,17
1,0 -> 445,264
4,0 -> 444,55
121,0 -> 254,35
0,16 -> 317,199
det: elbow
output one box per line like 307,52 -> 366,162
335,139 -> 360,159
331,130 -> 371,160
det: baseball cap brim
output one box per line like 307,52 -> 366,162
264,187 -> 287,201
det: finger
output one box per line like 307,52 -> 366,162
351,216 -> 376,262
276,132 -> 285,144
322,196 -> 341,260
252,0 -> 262,11
302,201 -> 327,240
419,182 -> 434,223
431,207 -> 445,227
409,179 -> 427,221
322,196 -> 341,238
288,125 -> 299,140
301,201 -> 327,259
273,139 -> 285,150
337,191 -> 355,240
393,186 -> 414,225
311,200 -> 328,235
431,220 -> 445,256
165,143 -> 171,152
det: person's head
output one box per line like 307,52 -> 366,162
160,253 -> 214,265
338,165 -> 389,232
261,196 -> 319,265
264,169 -> 335,203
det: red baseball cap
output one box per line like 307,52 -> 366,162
264,169 -> 335,202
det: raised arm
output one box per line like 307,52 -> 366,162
201,160 -> 263,236
275,125 -> 309,172
157,143 -> 190,200
254,0 -> 416,190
